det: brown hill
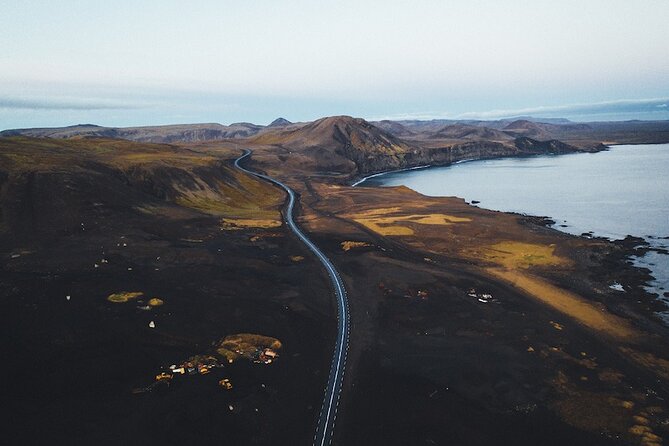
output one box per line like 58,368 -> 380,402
503,120 -> 592,140
371,120 -> 415,136
0,124 -> 120,139
251,116 -> 418,174
0,122 -> 264,142
502,120 -> 554,139
430,124 -> 513,142
0,136 -> 282,239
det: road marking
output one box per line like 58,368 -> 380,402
235,150 -> 349,446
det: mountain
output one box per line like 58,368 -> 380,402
503,119 -> 592,139
502,120 -> 554,139
371,120 -> 415,136
384,119 -> 460,133
255,116 -> 412,149
429,124 -> 513,141
0,124 -> 121,139
0,122 -> 264,142
381,117 -> 587,134
251,116 -> 418,174
268,117 -> 292,127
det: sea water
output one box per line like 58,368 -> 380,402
361,144 -> 669,320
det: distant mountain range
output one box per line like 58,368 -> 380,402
0,122 -> 264,142
3,116 -> 667,147
2,116 -> 669,178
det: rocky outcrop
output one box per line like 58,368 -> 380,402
513,137 -> 580,154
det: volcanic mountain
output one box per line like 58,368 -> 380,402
250,116 -> 419,175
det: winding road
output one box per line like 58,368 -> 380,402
234,150 -> 350,446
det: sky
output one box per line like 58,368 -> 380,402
1,0 -> 669,129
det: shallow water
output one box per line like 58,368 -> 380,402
361,144 -> 669,319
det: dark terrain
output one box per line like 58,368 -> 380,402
2,116 -> 669,445
0,138 -> 333,444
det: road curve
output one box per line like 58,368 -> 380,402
234,150 -> 350,446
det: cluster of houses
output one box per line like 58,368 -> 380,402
167,354 -> 221,376
467,288 -> 498,304
256,348 -> 278,364
133,346 -> 279,395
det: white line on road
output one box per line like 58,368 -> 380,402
235,150 -> 350,446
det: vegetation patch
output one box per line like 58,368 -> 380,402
173,167 -> 283,220
250,232 -> 283,242
221,218 -> 282,229
619,347 -> 669,381
478,241 -> 569,269
552,371 -> 663,445
341,241 -> 372,251
107,291 -> 143,303
216,333 -> 282,363
466,241 -> 638,338
489,268 -> 637,339
349,207 -> 471,236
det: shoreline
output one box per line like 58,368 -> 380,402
349,140 -> 669,188
349,149 -> 599,188
350,163 -> 432,187
352,146 -> 669,324
350,157 -> 489,187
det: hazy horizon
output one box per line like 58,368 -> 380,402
2,0 -> 668,129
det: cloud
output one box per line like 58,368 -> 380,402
369,111 -> 451,121
369,98 -> 669,122
0,96 -> 146,111
457,98 -> 669,120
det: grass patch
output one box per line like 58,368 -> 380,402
488,268 -> 637,339
175,167 -> 283,221
619,347 -> 669,380
475,241 -> 638,339
0,137 -> 215,171
479,241 -> 569,269
221,218 -> 282,229
107,291 -> 143,303
349,207 -> 471,236
341,241 -> 372,251
216,333 -> 282,363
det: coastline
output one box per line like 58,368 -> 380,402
350,157 -> 486,187
351,146 -> 669,324
349,140 -> 669,188
350,164 -> 432,187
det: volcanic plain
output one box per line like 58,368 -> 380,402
2,116 -> 669,445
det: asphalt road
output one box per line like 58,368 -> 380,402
234,150 -> 350,446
